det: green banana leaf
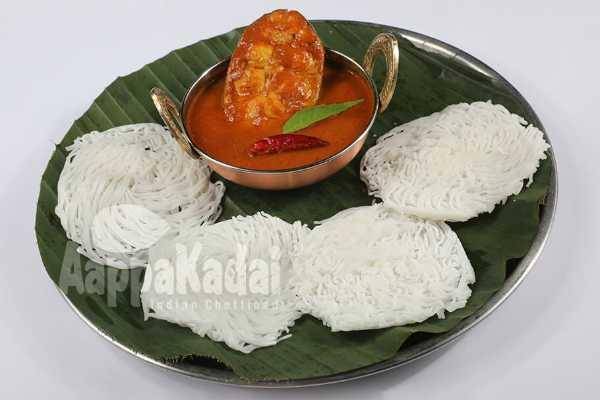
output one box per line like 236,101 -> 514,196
35,20 -> 552,382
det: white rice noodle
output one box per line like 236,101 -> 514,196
55,123 -> 225,269
360,101 -> 550,222
141,213 -> 309,353
290,205 -> 475,331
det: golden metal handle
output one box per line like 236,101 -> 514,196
150,87 -> 198,159
362,33 -> 399,114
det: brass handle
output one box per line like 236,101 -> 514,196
362,33 -> 399,114
150,87 -> 198,159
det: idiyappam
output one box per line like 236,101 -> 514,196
55,123 -> 225,269
141,212 -> 309,353
290,204 -> 475,331
360,101 -> 549,222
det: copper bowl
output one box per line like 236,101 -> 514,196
151,33 -> 399,190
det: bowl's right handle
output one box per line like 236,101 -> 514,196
362,33 -> 399,114
150,87 -> 199,159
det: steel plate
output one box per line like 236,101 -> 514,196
49,20 -> 558,388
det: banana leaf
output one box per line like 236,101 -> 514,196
35,20 -> 553,382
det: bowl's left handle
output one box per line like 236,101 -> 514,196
362,33 -> 399,114
150,87 -> 199,159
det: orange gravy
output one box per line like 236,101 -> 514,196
186,63 -> 375,171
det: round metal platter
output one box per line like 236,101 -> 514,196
47,21 -> 557,387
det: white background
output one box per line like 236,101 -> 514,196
1,0 -> 598,398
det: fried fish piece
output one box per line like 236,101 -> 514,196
223,9 -> 325,126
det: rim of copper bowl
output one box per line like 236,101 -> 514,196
180,48 -> 380,175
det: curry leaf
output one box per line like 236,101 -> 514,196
283,99 -> 364,133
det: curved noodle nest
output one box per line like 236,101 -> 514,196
55,123 -> 225,268
361,102 -> 550,222
141,213 -> 308,353
291,205 -> 475,331
35,21 -> 553,382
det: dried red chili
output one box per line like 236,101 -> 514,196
248,134 -> 329,156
